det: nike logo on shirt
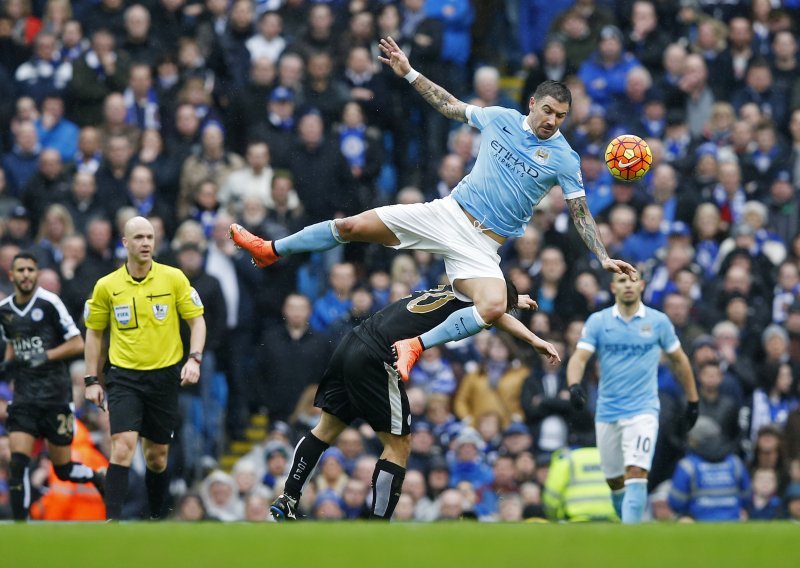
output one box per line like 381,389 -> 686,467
502,126 -> 513,135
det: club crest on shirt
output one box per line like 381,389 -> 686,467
31,308 -> 43,322
533,148 -> 550,165
153,304 -> 169,320
639,324 -> 653,338
114,304 -> 131,325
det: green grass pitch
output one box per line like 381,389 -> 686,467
2,522 -> 798,568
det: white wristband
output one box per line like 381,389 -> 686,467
404,68 -> 420,83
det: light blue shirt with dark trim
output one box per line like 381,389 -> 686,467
452,105 -> 585,238
578,303 -> 680,422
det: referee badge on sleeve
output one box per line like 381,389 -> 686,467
84,301 -> 90,321
190,288 -> 203,307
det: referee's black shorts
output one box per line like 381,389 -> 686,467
315,333 -> 411,436
106,364 -> 181,444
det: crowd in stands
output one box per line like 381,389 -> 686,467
2,0 -> 800,522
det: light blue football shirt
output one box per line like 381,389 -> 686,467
452,105 -> 585,238
577,303 -> 681,423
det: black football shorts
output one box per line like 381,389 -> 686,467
315,333 -> 411,436
106,364 -> 181,444
7,402 -> 75,446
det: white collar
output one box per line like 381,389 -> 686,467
522,117 -> 562,141
612,302 -> 646,321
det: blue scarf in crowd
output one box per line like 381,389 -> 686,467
124,87 -> 161,130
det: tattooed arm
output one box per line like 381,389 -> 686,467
378,36 -> 468,123
567,196 -> 609,262
566,196 -> 638,278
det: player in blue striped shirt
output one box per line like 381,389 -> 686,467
566,272 -> 699,523
230,36 -> 635,381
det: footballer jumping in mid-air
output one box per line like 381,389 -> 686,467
230,36 -> 636,383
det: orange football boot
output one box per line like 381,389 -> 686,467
391,337 -> 424,382
229,223 -> 279,268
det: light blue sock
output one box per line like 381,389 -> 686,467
621,479 -> 647,524
274,221 -> 344,256
418,306 -> 487,349
611,488 -> 625,520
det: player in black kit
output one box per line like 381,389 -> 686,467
270,280 -> 560,521
0,252 -> 104,520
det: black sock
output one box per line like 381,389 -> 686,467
283,433 -> 329,500
145,468 -> 170,519
53,461 -> 95,483
105,463 -> 130,520
9,452 -> 31,521
370,459 -> 406,520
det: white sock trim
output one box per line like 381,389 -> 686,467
624,478 -> 648,486
329,220 -> 347,244
471,305 -> 489,328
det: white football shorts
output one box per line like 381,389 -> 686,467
595,413 -> 659,479
375,195 -> 503,300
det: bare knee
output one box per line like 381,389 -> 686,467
378,433 -> 411,466
110,435 -> 138,467
474,296 -> 506,324
335,217 -> 359,240
144,445 -> 169,473
311,412 -> 347,445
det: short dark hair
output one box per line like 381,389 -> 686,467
12,251 -> 38,267
533,80 -> 572,107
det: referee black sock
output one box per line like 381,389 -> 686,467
9,452 -> 31,521
105,463 -> 130,520
283,433 -> 329,501
145,468 -> 171,520
53,461 -> 95,483
370,459 -> 406,520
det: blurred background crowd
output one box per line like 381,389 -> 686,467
1,0 -> 800,522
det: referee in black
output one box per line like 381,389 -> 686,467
269,281 -> 560,521
83,216 -> 206,520
1,252 -> 104,520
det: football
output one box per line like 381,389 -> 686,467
605,134 -> 653,181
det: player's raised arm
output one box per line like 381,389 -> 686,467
378,36 -> 468,123
566,196 -> 638,280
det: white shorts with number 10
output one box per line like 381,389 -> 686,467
595,413 -> 659,479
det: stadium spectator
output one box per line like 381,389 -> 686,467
668,417 -> 751,522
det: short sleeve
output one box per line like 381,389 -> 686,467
467,105 -> 510,130
175,272 -> 204,320
558,150 -> 586,200
576,313 -> 600,353
84,280 -> 111,331
659,314 -> 681,354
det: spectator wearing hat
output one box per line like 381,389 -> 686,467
316,447 -> 349,497
200,470 -> 244,522
1,206 -> 33,249
766,171 -> 799,248
577,24 -> 641,109
262,443 -> 290,490
407,420 -> 436,474
313,489 -> 345,520
246,86 -> 297,168
447,427 -> 493,514
668,416 -> 750,522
